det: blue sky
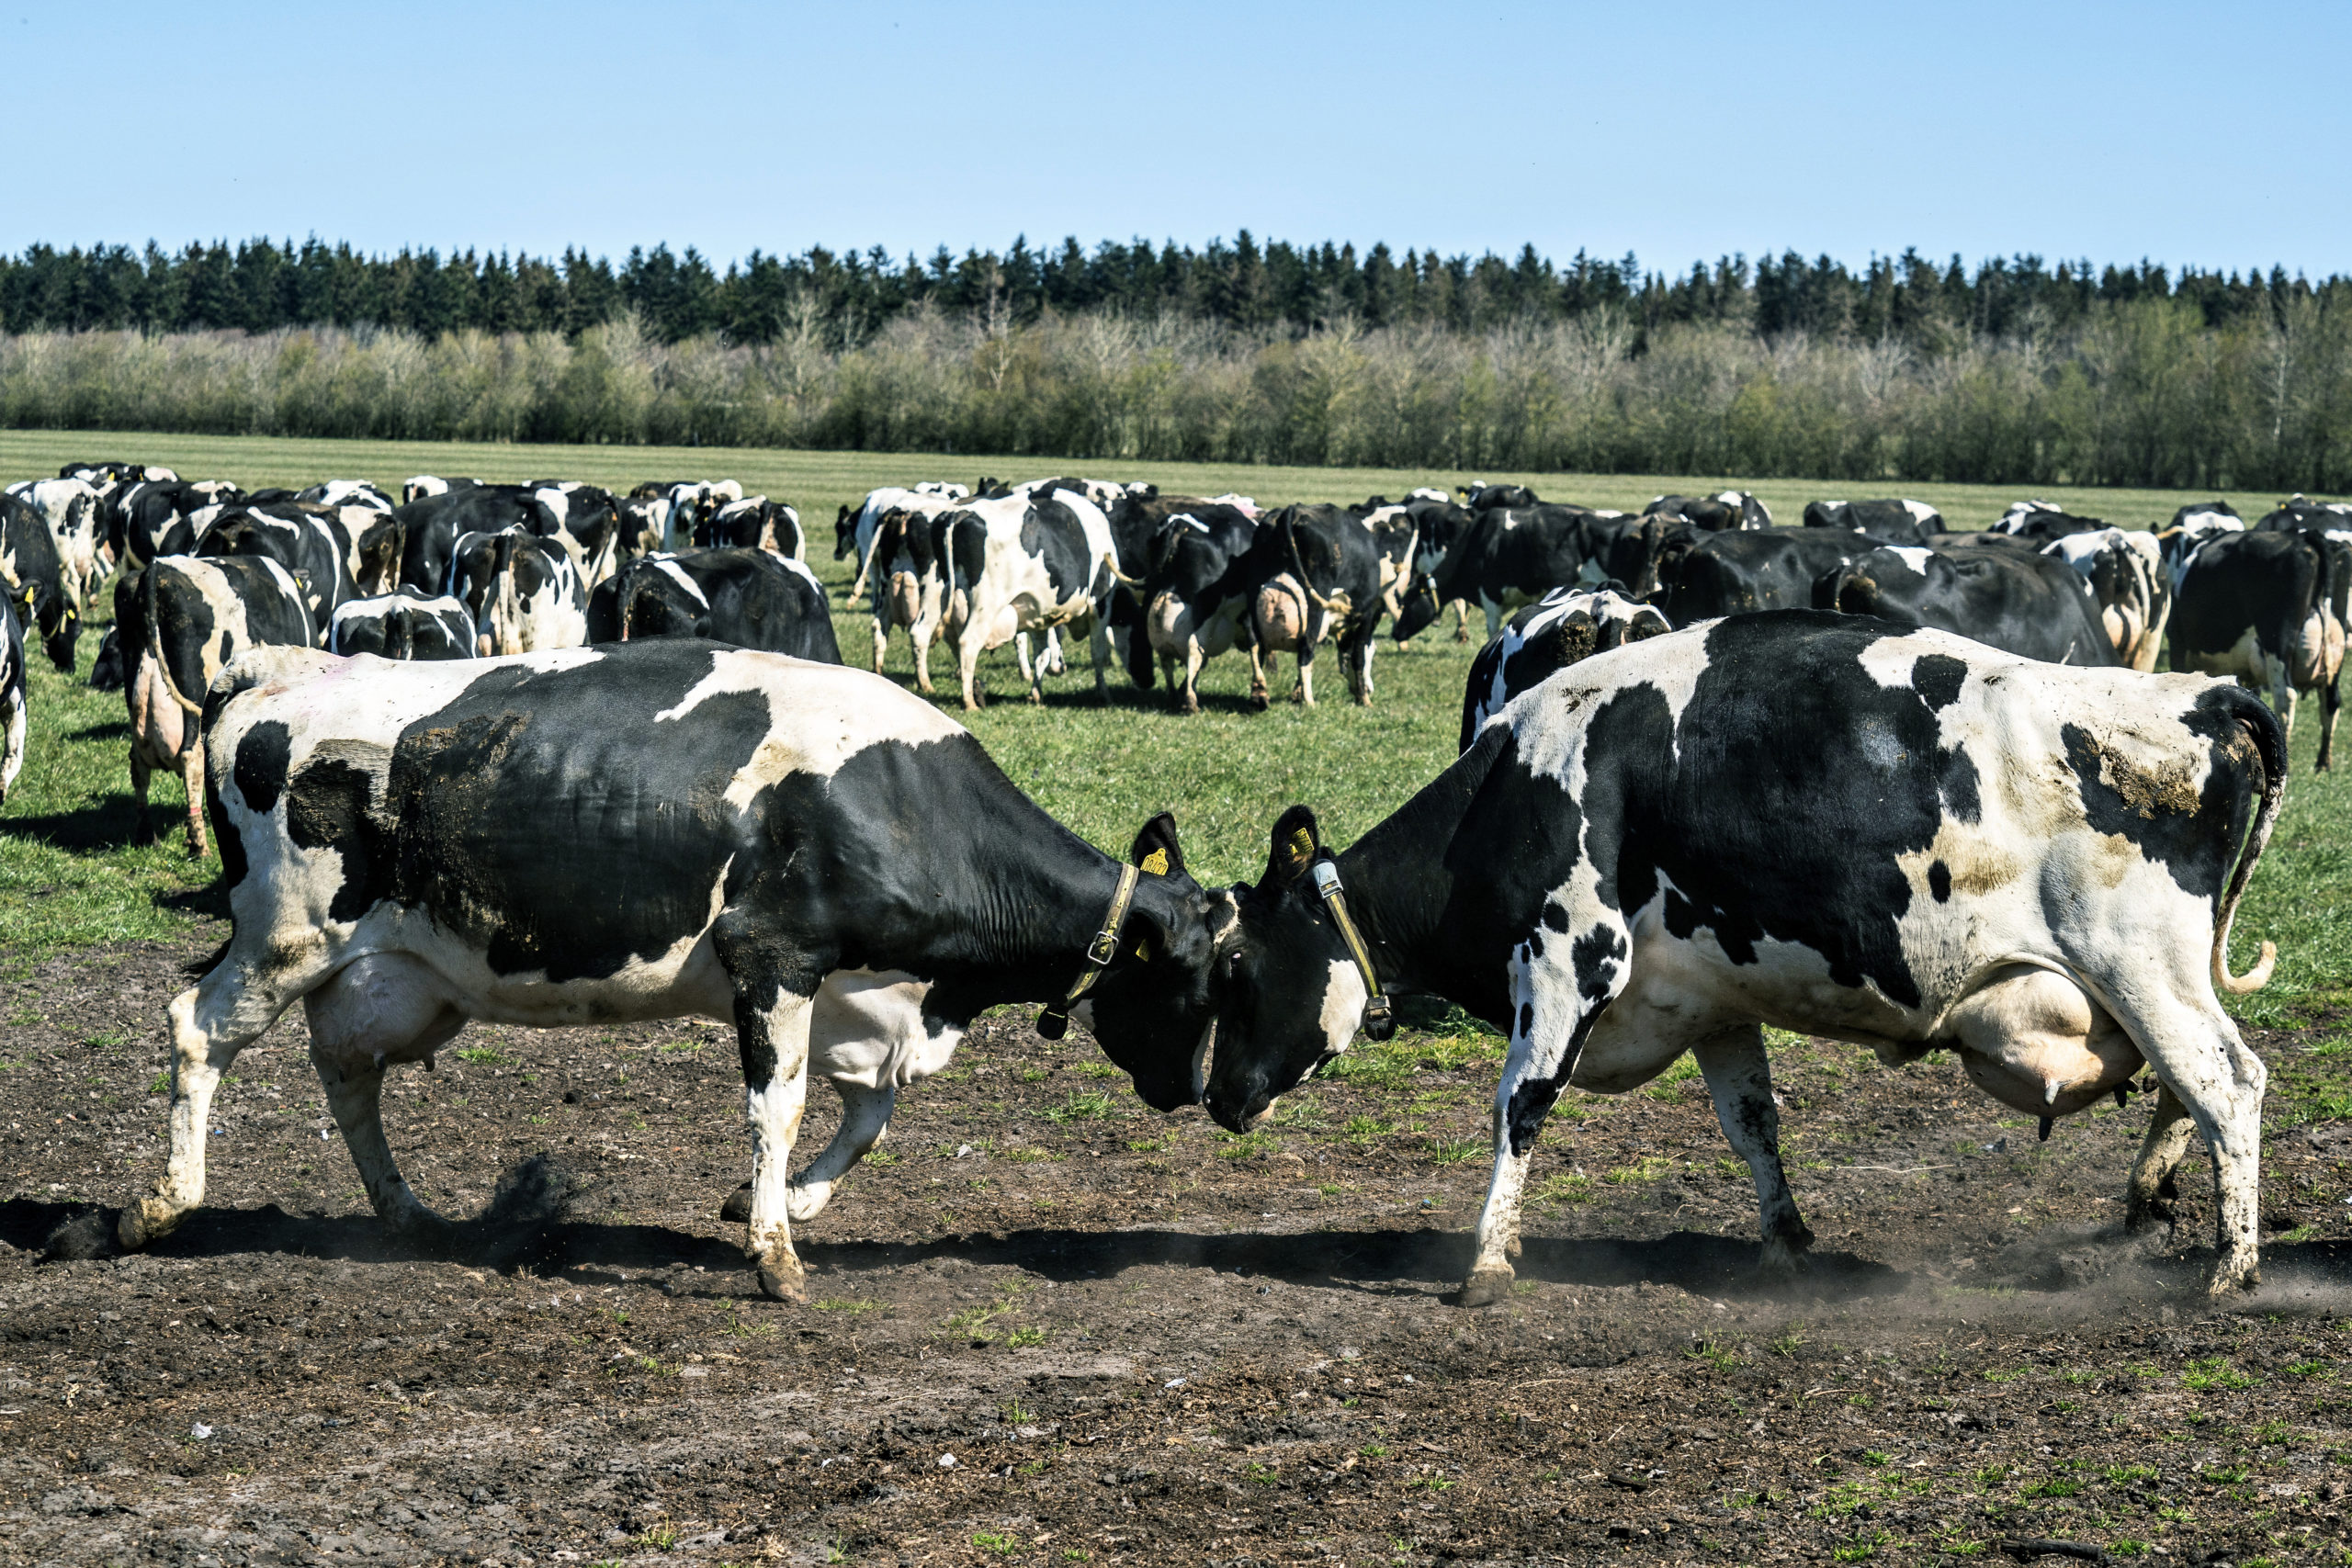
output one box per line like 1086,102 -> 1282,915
6,0 -> 2345,277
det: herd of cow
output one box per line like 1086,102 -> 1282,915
0,458 -> 2340,1310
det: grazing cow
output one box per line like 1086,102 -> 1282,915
1,491 -> 80,671
524,483 -> 627,586
328,589 -> 477,661
1243,504 -> 1387,708
935,485 -> 1124,707
446,529 -> 589,656
1395,504 -> 1601,642
298,479 -> 398,513
197,503 -> 373,638
587,549 -> 842,663
1815,543 -> 2120,666
851,498 -> 968,691
2173,501 -> 2241,531
833,484 -> 972,570
2171,528 -> 2347,771
2042,528 -> 2172,671
1989,500 -> 2108,541
1655,526 -> 1883,627
2256,495 -> 2352,533
1197,611 -> 2286,1302
1646,491 -> 1771,531
1457,587 -> 1668,751
115,556 -> 312,855
396,485 -> 551,593
697,496 -> 805,559
401,476 -> 479,504
0,592 -> 24,805
113,480 -> 243,570
659,480 -> 746,548
1803,498 -> 1940,545
1132,506 -> 1267,712
6,477 -> 107,608
88,628 -> 126,692
619,496 -> 672,561
119,640 -> 1222,1302
1462,482 -> 1540,511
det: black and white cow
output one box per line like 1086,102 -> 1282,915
1645,491 -> 1771,531
1989,500 -> 2108,541
445,528 -> 589,656
1815,543 -> 2121,666
119,640 -> 1223,1300
658,480 -> 746,549
696,496 -> 805,559
401,476 -> 479,504
0,592 -> 25,806
2173,501 -> 2241,532
197,504 -> 360,638
833,483 -> 972,572
1,490 -> 80,671
396,485 -> 550,593
113,479 -> 243,570
1655,526 -> 1883,627
2255,494 -> 2352,533
328,589 -> 477,661
2041,527 -> 2172,671
1457,587 -> 1668,751
1802,498 -> 1941,545
1394,504 -> 1599,642
586,549 -> 842,663
526,483 -> 627,586
1198,610 -> 2286,1303
115,556 -> 313,856
2170,528 -> 2347,771
61,460 -> 174,491
298,479 -> 398,513
1134,505 -> 1269,713
1462,482 -> 1541,511
1245,503 -> 1388,708
933,484 -> 1124,708
6,477 -> 107,609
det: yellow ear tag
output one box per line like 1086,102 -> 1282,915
1287,827 -> 1315,867
1140,847 -> 1169,876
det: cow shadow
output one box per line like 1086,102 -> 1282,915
67,720 -> 130,741
0,798 -> 157,853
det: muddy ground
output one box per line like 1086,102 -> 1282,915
4,933 -> 2351,1568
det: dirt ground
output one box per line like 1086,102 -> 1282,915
5,932 -> 2351,1568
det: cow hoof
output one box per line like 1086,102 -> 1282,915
117,1196 -> 183,1251
1456,1268 -> 1514,1307
757,1256 -> 808,1303
2208,1259 -> 2261,1297
1504,1234 -> 1523,1260
1025,689 -> 1043,705
719,1182 -> 752,1224
185,841 -> 208,862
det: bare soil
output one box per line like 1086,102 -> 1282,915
5,932 -> 2351,1567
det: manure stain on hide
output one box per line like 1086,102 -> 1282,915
2085,738 -> 2204,820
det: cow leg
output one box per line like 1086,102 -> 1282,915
956,633 -> 986,711
303,954 -> 468,1231
119,959 -> 317,1248
2125,1082 -> 2197,1232
129,750 -> 154,845
2115,996 -> 2267,1293
1090,618 -> 1112,703
1291,651 -> 1315,705
716,928 -> 825,1303
1014,631 -> 1037,688
869,612 -> 888,675
1041,628 -> 1066,676
180,739 -> 209,860
1247,642 -> 1271,709
719,1082 -> 899,1224
1693,1026 -> 1813,1273
1452,600 -> 1469,643
1462,910 -> 1633,1306
1181,640 -> 1205,715
1483,596 -> 1504,642
2318,671 -> 2340,773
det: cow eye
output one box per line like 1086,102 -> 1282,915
1224,950 -> 1244,976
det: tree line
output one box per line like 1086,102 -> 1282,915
1,233 -> 2344,348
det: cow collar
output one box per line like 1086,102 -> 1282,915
1036,861 -> 1142,1041
1312,859 -> 1396,1042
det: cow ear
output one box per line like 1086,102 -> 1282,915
1261,805 -> 1323,891
1131,811 -> 1188,882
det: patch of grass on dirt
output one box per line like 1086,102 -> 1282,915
1046,1090 -> 1116,1124
1532,1173 -> 1591,1210
1641,1055 -> 1702,1100
1219,1132 -> 1282,1160
2184,1358 -> 2258,1391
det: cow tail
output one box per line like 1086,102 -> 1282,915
1283,513 -> 1344,615
2211,687 -> 2287,996
143,564 -> 205,716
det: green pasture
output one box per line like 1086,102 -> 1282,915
0,429 -> 2343,1026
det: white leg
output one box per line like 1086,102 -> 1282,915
2125,1083 -> 2196,1232
316,1055 -> 437,1228
1015,631 -> 1036,686
2112,992 -> 2267,1293
1693,1026 -> 1813,1272
736,988 -> 818,1301
788,1084 -> 897,1223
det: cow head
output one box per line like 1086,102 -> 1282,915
834,503 -> 860,561
1076,814 -> 1225,1112
1392,577 -> 1442,642
1199,806 -> 1365,1133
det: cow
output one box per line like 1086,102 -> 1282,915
445,528 -> 589,656
328,589 -> 477,661
696,496 -> 805,559
115,555 -> 312,856
299,479 -> 398,513
1195,610 -> 2286,1303
62,460 -> 175,491
2173,501 -> 2241,532
1989,501 -> 2109,542
660,480 -> 746,547
1241,504 -> 1387,708
850,499 -> 966,690
1646,491 -> 1771,531
1,490 -> 80,671
1131,505 -> 1267,713
113,480 -> 244,570
2041,528 -> 2172,671
0,592 -> 25,805
1815,543 -> 2121,666
197,503 -> 364,638
401,476 -> 479,504
1375,494 -> 1483,642
1803,498 -> 1941,545
1655,526 -> 1883,627
934,485 -> 1124,708
1462,482 -> 1540,511
586,549 -> 841,663
396,485 -> 550,593
619,496 -> 672,561
2171,527 -> 2347,771
525,483 -> 627,585
6,477 -> 106,609
2256,495 -> 2352,533
1395,504 -> 1600,643
117,639 -> 1222,1301
1457,587 -> 1668,751
88,629 -> 125,692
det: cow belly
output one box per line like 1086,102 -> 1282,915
1254,577 -> 1311,652
129,659 -> 187,767
1149,592 -> 1238,659
2180,625 -> 2274,688
2292,609 -> 2346,688
888,572 -> 923,630
809,969 -> 962,1090
1939,964 -> 2142,1116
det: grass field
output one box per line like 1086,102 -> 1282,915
2,428 -> 2344,1024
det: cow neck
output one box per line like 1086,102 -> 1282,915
961,831 -> 1152,990
1327,754 -> 1488,998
